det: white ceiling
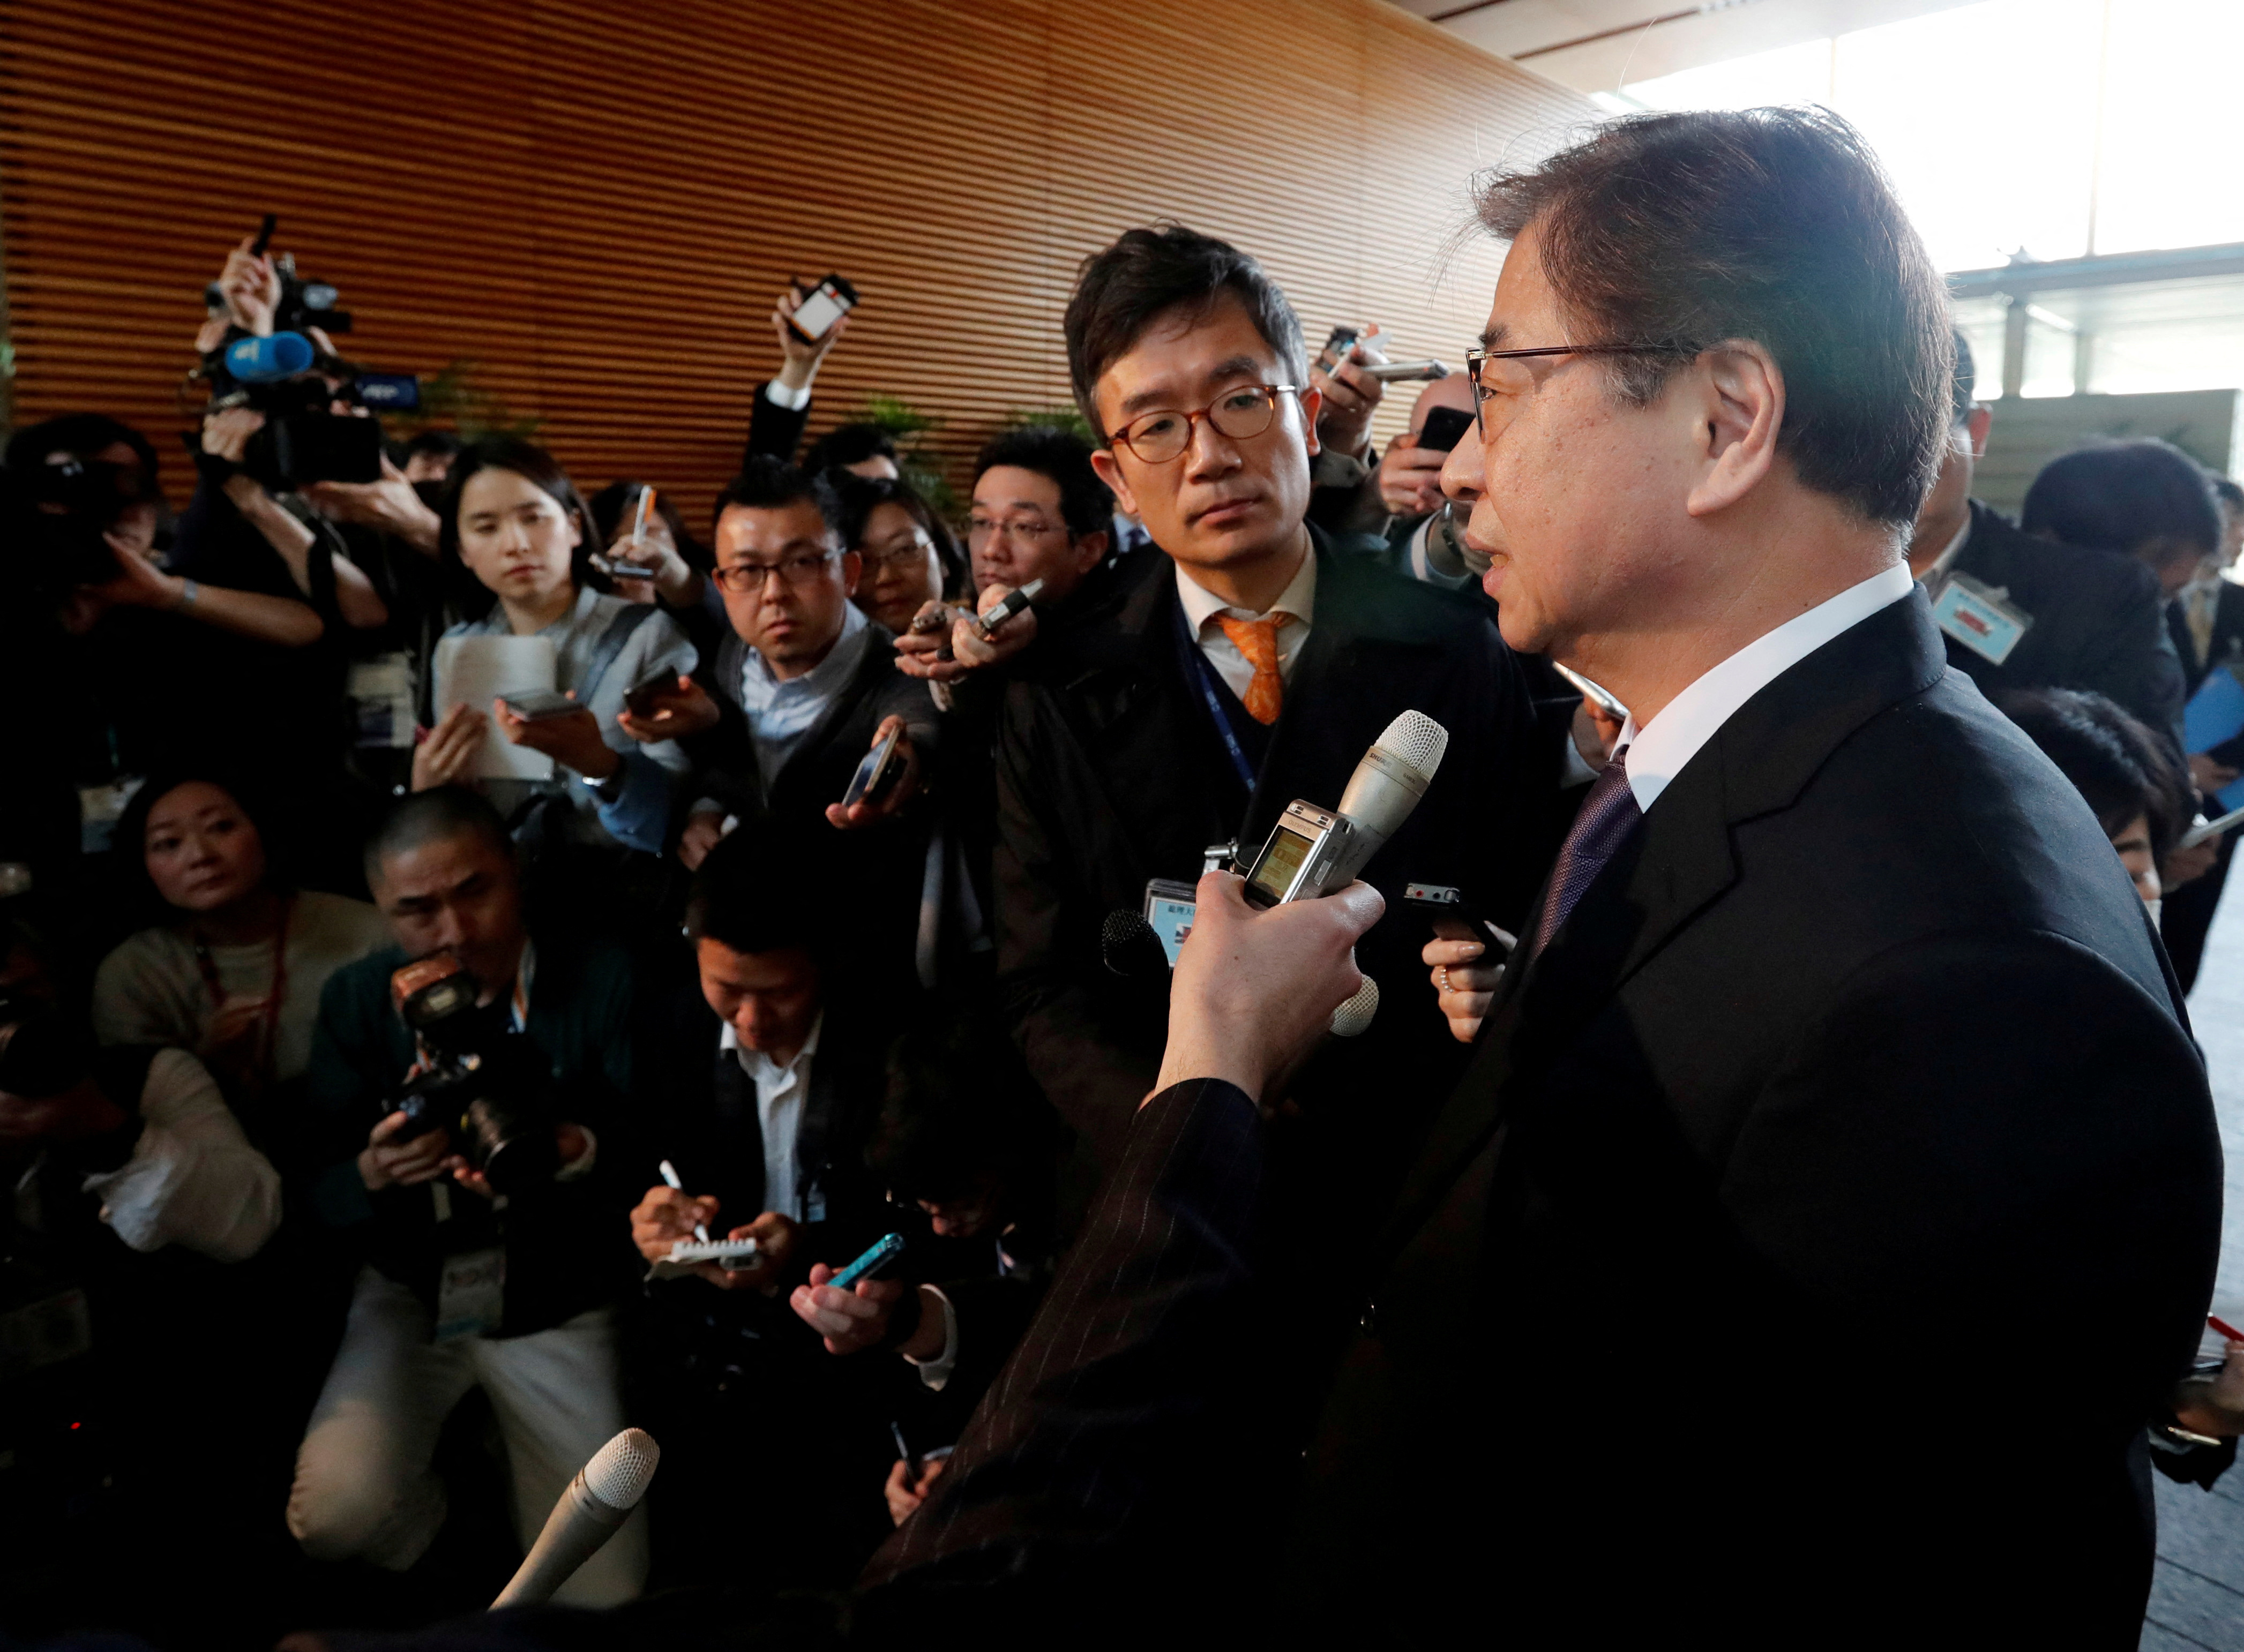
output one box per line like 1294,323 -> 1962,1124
1393,0 -> 1987,93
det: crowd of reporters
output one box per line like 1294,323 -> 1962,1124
5,215 -> 2244,1647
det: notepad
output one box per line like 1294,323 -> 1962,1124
431,634 -> 558,782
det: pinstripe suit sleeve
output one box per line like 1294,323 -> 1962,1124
854,1076 -> 1269,1613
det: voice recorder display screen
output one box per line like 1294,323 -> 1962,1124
1249,824 -> 1315,904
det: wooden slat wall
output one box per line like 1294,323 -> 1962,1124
0,0 -> 1589,527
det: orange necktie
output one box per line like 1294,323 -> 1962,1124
1215,612 -> 1294,725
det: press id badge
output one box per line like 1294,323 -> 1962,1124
435,1248 -> 505,1342
1143,878 -> 1199,968
1932,573 -> 2031,666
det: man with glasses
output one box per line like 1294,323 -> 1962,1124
672,459 -> 938,975
840,112 -> 2219,1651
894,426 -> 1114,685
985,223 -> 1559,1188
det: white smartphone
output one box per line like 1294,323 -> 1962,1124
788,274 -> 858,342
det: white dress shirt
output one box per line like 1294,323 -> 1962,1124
1173,546 -> 1318,705
764,379 -> 813,412
719,1011 -> 826,1223
1615,564 -> 1914,816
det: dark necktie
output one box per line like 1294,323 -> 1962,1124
1530,747 -> 1642,958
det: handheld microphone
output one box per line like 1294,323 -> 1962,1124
223,331 -> 315,384
490,1428 -> 658,1610
1241,711 -> 1450,909
1102,910 -> 1170,980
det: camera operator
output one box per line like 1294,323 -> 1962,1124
287,787 -> 645,1606
625,821 -> 901,1590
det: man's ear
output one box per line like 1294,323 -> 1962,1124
1072,529 -> 1111,574
838,548 -> 863,598
1090,448 -> 1139,519
1684,341 -> 1783,520
1297,385 -> 1323,459
1966,403 -> 1992,461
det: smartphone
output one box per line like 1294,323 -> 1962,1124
251,212 -> 278,257
1322,324 -> 1361,368
1143,878 -> 1199,967
841,724 -> 905,810
1404,881 -> 1508,948
499,689 -> 580,721
1550,662 -> 1628,724
787,274 -> 858,343
623,671 -> 679,720
828,1232 -> 906,1291
1418,406 -> 1475,454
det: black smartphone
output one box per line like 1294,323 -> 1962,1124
788,274 -> 858,343
841,724 -> 905,809
251,213 -> 278,257
1418,406 -> 1475,454
1403,882 -> 1506,947
499,689 -> 580,721
623,671 -> 679,720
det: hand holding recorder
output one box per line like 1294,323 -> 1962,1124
826,714 -> 922,831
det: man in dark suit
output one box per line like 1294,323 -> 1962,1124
2163,476 -> 2244,985
670,459 -> 939,978
988,224 -> 1559,1188
1907,333 -> 2186,746
855,110 -> 2221,1650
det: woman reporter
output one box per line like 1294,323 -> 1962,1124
828,472 -> 967,635
92,771 -> 388,1130
413,437 -> 697,866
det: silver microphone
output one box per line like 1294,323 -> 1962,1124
490,1428 -> 659,1610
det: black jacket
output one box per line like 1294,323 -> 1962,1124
1943,498 -> 2186,744
743,380 -> 811,469
861,590 -> 2223,1649
991,532 -> 1560,1181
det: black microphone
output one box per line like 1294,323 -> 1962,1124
1101,910 -> 1170,980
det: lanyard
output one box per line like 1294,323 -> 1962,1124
191,891 -> 294,1090
1176,605 -> 1258,794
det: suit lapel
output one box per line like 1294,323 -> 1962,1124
1375,590 -> 1950,1260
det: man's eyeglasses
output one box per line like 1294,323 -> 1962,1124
712,549 -> 839,595
968,515 -> 1064,543
1465,343 -> 1691,435
1106,384 -> 1301,464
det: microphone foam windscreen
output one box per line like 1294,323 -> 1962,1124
583,1428 -> 660,1511
1329,974 -> 1380,1038
1374,711 -> 1449,784
1101,909 -> 1170,979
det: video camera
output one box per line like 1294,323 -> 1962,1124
384,955 -> 557,1197
2,456 -> 158,591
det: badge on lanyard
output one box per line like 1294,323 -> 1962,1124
1931,572 -> 2032,666
435,1247 -> 506,1342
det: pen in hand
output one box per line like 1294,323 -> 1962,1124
658,1158 -> 710,1243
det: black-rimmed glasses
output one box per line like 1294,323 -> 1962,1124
1465,343 -> 1693,435
712,548 -> 840,595
1106,384 -> 1302,464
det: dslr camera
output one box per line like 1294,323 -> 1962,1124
1,457 -> 157,591
384,955 -> 557,1197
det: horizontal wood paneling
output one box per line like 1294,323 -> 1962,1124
0,0 -> 1588,525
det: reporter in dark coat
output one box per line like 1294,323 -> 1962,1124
858,110 -> 2221,1651
1906,336 -> 2187,748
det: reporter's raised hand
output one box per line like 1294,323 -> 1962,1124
773,289 -> 849,392
303,455 -> 442,555
219,236 -> 281,336
1423,933 -> 1510,1046
618,675 -> 720,744
893,600 -> 967,681
825,715 -> 922,831
677,808 -> 727,870
789,1265 -> 907,1355
203,406 -> 266,467
948,585 -> 1040,672
714,1211 -> 801,1295
1378,429 -> 1448,519
884,1454 -> 949,1528
1155,872 -> 1384,1106
1310,322 -> 1386,457
413,702 -> 486,791
86,532 -> 187,611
